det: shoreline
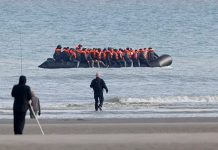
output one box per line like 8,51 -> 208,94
1,117 -> 218,124
1,117 -> 218,135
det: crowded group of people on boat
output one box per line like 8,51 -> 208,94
53,44 -> 159,68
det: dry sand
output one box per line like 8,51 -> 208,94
0,118 -> 218,150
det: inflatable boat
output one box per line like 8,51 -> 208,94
38,54 -> 172,69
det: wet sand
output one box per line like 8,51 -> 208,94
0,118 -> 218,150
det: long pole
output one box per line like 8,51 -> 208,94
19,31 -> 23,75
29,103 -> 45,135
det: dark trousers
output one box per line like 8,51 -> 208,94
94,94 -> 104,111
13,111 -> 26,134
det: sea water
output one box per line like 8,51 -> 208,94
0,0 -> 218,119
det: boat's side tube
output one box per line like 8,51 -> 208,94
158,54 -> 172,67
148,54 -> 172,67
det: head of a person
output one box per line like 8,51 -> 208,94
19,75 -> 26,85
96,72 -> 100,78
57,45 -> 62,49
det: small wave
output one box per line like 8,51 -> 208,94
66,104 -> 84,107
1,96 -> 218,119
106,95 -> 218,104
106,97 -> 120,103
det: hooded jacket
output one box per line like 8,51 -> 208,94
11,76 -> 32,112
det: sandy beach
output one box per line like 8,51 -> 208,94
0,118 -> 218,150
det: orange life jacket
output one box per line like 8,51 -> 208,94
132,51 -> 138,59
80,50 -> 87,58
75,49 -> 82,58
69,50 -> 77,59
129,50 -> 134,57
105,50 -> 112,58
63,49 -> 70,55
100,51 -> 106,60
138,49 -> 146,59
90,50 -> 96,59
117,50 -> 123,60
112,51 -> 119,60
95,51 -> 100,60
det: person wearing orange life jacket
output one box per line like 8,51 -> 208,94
99,48 -> 107,63
69,48 -> 77,62
94,49 -> 100,60
116,49 -> 125,67
89,48 -> 103,68
60,47 -> 70,62
132,50 -> 140,67
111,49 -> 118,61
94,49 -> 101,68
123,48 -> 133,67
80,48 -> 88,63
140,48 -> 147,58
129,48 -> 133,56
53,45 -> 62,62
90,49 -> 96,59
129,49 -> 134,61
100,48 -> 109,66
75,48 -> 82,68
111,49 -> 120,67
94,48 -> 108,68
86,49 -> 95,67
138,48 -> 149,66
105,48 -> 112,67
85,48 -> 95,67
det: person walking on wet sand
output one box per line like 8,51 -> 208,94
90,72 -> 108,111
11,75 -> 32,134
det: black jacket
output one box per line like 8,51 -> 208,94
11,84 -> 32,112
90,77 -> 108,95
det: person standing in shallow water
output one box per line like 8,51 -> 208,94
90,72 -> 108,111
11,75 -> 32,134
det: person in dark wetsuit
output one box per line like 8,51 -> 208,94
11,75 -> 32,134
90,72 -> 108,111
